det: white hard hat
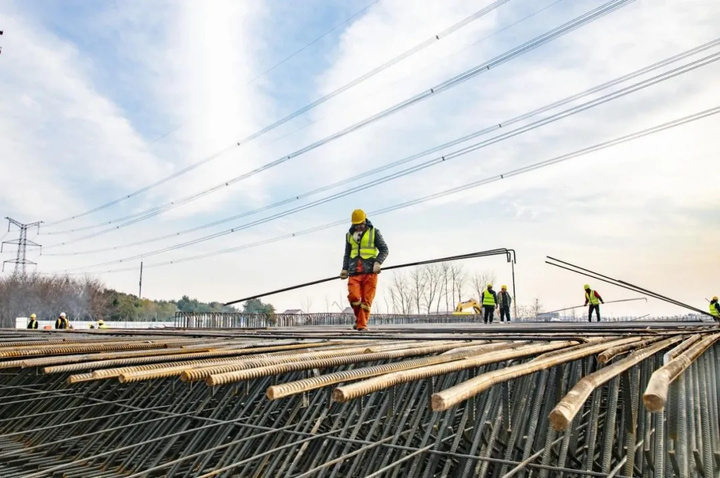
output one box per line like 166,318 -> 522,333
60,312 -> 66,318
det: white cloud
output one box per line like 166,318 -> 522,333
0,5 -> 172,219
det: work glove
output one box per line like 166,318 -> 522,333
373,262 -> 381,274
340,270 -> 348,280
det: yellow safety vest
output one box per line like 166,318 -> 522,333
710,303 -> 719,318
347,228 -> 378,260
586,290 -> 600,306
482,290 -> 496,307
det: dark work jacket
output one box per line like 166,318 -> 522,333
27,319 -> 38,329
55,317 -> 69,329
342,220 -> 389,276
497,291 -> 512,309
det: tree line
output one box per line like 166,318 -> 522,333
0,273 -> 275,326
382,263 -> 542,318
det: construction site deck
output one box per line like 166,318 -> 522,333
0,321 -> 717,477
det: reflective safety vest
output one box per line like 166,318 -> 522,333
28,320 -> 38,329
347,228 -> 378,260
482,290 -> 496,307
586,290 -> 600,306
710,303 -> 720,318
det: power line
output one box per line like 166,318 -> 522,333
42,0 -> 565,237
43,45 -> 720,257
42,0 -> 512,228
52,105 -> 720,275
146,0 -> 382,145
42,0 -> 633,244
1,218 -> 42,274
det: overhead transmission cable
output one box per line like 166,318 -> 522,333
42,0 -> 565,236
43,47 -> 720,256
42,0 -> 633,244
53,56 -> 720,265
42,0 -> 512,228
53,105 -> 720,274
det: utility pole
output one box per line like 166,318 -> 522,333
1,218 -> 43,274
138,261 -> 143,299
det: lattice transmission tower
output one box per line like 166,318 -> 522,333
1,218 -> 43,274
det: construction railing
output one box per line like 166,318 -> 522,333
174,312 -> 709,329
174,312 -> 481,328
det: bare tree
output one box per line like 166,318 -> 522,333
409,267 -> 425,314
438,262 -> 451,313
450,264 -> 466,305
388,273 -> 412,314
472,271 -> 497,302
386,286 -> 398,313
421,264 -> 442,314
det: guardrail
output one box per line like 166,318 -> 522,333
174,312 -> 711,328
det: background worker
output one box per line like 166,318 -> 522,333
55,312 -> 69,329
98,319 -> 109,329
710,296 -> 720,322
584,284 -> 605,322
497,285 -> 512,322
482,283 -> 497,324
27,314 -> 38,329
340,209 -> 389,332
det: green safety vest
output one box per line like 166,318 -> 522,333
482,290 -> 496,307
711,303 -> 719,318
347,228 -> 378,260
586,290 -> 600,306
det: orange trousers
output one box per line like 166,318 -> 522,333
348,273 -> 378,330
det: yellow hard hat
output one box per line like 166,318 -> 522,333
501,285 -> 507,290
98,319 -> 104,324
351,209 -> 366,224
30,313 -> 36,319
713,296 -> 719,301
584,284 -> 590,289
487,283 -> 493,288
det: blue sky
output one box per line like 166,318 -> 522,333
1,0 -> 719,318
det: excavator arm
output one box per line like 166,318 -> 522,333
453,299 -> 482,315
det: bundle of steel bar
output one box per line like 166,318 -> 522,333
0,323 -> 716,477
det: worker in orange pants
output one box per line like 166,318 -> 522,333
340,209 -> 389,331
347,274 -> 377,330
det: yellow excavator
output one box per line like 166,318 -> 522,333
453,299 -> 482,315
